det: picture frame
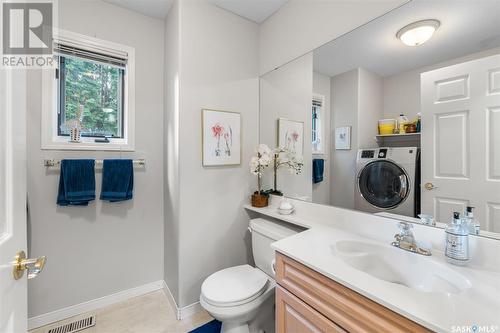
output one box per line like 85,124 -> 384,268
335,126 -> 351,150
277,118 -> 304,157
202,109 -> 241,166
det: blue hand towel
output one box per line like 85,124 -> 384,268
312,158 -> 324,184
100,159 -> 134,202
57,159 -> 96,206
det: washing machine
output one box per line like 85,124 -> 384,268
355,147 -> 420,217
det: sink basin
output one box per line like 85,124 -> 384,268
332,240 -> 471,294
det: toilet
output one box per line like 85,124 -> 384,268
200,218 -> 300,333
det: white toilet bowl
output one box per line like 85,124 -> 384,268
199,219 -> 301,333
200,265 -> 275,333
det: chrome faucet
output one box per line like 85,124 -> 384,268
391,222 -> 431,256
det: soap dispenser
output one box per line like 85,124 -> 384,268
445,212 -> 469,266
464,206 -> 480,235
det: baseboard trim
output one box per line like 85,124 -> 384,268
161,280 -> 181,320
28,280 -> 164,330
179,301 -> 203,320
161,280 -> 203,320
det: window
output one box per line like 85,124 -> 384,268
57,49 -> 125,138
312,95 -> 324,153
42,30 -> 135,150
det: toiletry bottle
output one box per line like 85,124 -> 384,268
398,114 -> 409,134
445,212 -> 469,266
416,112 -> 422,133
464,206 -> 480,235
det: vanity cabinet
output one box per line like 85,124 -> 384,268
275,252 -> 431,333
276,285 -> 346,332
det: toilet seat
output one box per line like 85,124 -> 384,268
201,265 -> 269,307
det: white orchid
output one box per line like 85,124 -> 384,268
269,148 -> 304,195
249,156 -> 260,175
274,148 -> 303,175
259,154 -> 271,166
250,144 -> 272,192
256,143 -> 272,157
250,144 -> 272,171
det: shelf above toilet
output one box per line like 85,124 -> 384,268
375,133 -> 421,147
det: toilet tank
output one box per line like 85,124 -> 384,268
249,218 -> 302,278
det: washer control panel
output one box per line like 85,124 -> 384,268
378,149 -> 388,158
361,150 -> 375,158
358,147 -> 418,164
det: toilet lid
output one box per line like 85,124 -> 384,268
201,265 -> 269,307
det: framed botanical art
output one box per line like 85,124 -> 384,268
335,126 -> 351,150
202,109 -> 241,166
277,118 -> 304,157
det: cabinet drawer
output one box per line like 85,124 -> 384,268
276,253 -> 431,333
276,285 -> 346,333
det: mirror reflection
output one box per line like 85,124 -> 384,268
259,0 -> 500,238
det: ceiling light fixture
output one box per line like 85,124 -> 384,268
396,19 -> 440,46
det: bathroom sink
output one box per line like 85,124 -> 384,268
332,240 -> 471,294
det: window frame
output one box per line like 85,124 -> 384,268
42,29 -> 135,151
312,94 -> 325,154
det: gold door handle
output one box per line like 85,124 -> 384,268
424,182 -> 438,190
13,251 -> 46,280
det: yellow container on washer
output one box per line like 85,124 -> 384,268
378,119 -> 396,135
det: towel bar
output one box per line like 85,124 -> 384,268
44,158 -> 146,167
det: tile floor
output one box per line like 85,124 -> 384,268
29,290 -> 213,333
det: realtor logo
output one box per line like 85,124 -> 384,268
2,2 -> 53,55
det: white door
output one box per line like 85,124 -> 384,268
0,69 -> 28,333
421,54 -> 500,232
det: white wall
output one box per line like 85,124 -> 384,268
172,0 -> 260,307
330,69 -> 358,209
27,0 -> 165,317
329,68 -> 383,209
164,0 -> 180,303
312,72 -> 331,205
383,69 -> 421,121
358,68 -> 383,148
258,0 -> 406,75
260,54 -> 313,201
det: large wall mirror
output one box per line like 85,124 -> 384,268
259,0 -> 500,239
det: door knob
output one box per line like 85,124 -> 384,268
13,251 -> 46,280
424,182 -> 438,190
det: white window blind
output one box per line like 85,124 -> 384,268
54,43 -> 127,68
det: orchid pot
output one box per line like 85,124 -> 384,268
251,191 -> 268,208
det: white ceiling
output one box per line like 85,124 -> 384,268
313,0 -> 500,78
208,0 -> 288,23
102,0 -> 288,23
103,0 -> 173,19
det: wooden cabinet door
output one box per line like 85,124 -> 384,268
276,285 -> 346,333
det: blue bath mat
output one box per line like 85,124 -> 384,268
189,320 -> 221,333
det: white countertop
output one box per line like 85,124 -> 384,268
244,201 -> 500,333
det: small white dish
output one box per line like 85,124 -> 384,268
279,198 -> 294,210
277,207 -> 294,215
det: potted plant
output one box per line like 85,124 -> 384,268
250,144 -> 272,207
269,148 -> 304,195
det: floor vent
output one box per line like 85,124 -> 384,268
46,315 -> 96,333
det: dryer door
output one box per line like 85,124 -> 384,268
358,160 -> 409,209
